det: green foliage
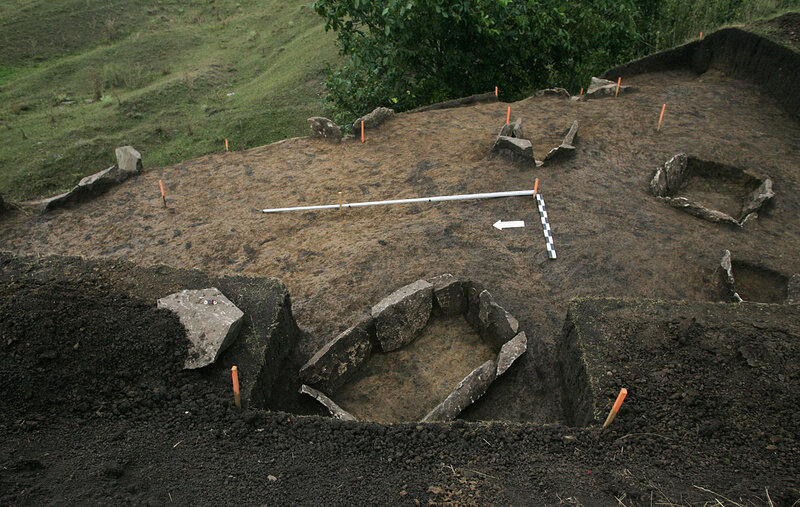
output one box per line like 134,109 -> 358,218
314,0 -> 800,124
313,0 -> 642,124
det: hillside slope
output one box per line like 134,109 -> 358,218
0,0 -> 337,200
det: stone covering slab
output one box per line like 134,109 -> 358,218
299,316 -> 374,392
157,288 -> 244,369
351,107 -> 395,136
429,274 -> 465,316
496,332 -> 527,377
300,385 -> 356,421
307,116 -> 342,143
421,360 -> 497,422
371,280 -> 433,352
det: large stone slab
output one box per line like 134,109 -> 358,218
421,359 -> 497,422
307,116 -> 342,143
491,135 -> 534,161
371,280 -> 433,352
661,196 -> 741,226
157,288 -> 244,369
115,146 -> 143,175
299,316 -> 374,392
741,178 -> 775,218
351,107 -> 394,136
42,165 -> 136,212
496,332 -> 527,377
300,385 -> 356,421
429,274 -> 465,316
585,76 -> 636,98
650,153 -> 688,197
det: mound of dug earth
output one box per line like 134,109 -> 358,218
1,254 -> 799,505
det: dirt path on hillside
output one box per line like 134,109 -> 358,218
2,69 -> 800,425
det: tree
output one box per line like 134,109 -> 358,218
313,0 -> 640,125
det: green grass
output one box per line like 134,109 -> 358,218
0,0 -> 338,201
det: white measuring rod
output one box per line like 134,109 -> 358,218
261,189 -> 536,214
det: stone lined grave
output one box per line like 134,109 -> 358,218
299,275 -> 527,423
650,154 -> 774,226
717,250 -> 798,304
490,118 -> 541,165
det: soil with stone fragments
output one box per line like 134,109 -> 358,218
2,22 -> 800,505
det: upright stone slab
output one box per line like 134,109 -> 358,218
478,290 -> 520,351
740,178 -> 775,218
115,146 -> 143,176
496,332 -> 527,377
299,316 -> 374,392
499,118 -> 523,138
371,280 -> 433,352
544,121 -> 579,163
157,288 -> 244,369
429,274 -> 465,316
719,250 -> 743,302
491,136 -> 534,161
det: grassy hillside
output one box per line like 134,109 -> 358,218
0,0 -> 338,201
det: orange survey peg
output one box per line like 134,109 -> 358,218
495,86 -> 498,97
506,106 -> 511,125
533,178 -> 539,197
361,121 -> 365,143
603,387 -> 628,428
225,138 -> 229,151
615,77 -> 622,97
658,104 -> 667,131
231,366 -> 241,409
158,180 -> 166,208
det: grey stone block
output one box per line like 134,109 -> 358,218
421,360 -> 496,422
351,107 -> 394,136
371,280 -> 433,352
491,135 -> 535,161
429,274 -> 465,316
157,288 -> 245,369
307,116 -> 342,143
299,316 -> 374,392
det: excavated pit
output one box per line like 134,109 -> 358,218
673,159 -> 762,220
731,260 -> 789,303
332,315 -> 494,423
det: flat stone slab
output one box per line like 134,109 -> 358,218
496,332 -> 527,377
421,359 -> 497,422
157,288 -> 244,369
371,280 -> 433,351
300,385 -> 356,421
492,135 -> 535,161
351,107 -> 394,136
299,317 -> 374,392
585,76 -> 636,98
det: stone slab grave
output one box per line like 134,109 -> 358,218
650,153 -> 774,226
34,145 -> 143,212
490,118 -> 542,166
299,274 -> 527,423
717,250 -> 799,304
157,288 -> 245,369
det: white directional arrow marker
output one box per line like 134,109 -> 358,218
493,220 -> 525,230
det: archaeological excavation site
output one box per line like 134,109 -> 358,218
2,19 -> 800,506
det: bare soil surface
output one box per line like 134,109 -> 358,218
2,43 -> 800,504
333,315 -> 495,423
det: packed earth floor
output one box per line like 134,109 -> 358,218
1,31 -> 800,505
